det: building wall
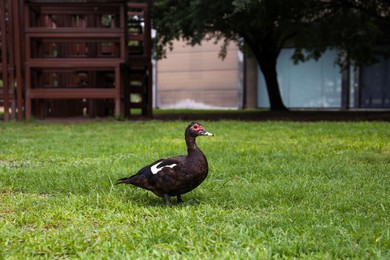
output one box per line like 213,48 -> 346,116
156,39 -> 242,109
257,48 -> 390,109
157,43 -> 390,110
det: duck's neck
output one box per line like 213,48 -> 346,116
186,135 -> 198,153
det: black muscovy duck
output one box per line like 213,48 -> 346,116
116,122 -> 214,205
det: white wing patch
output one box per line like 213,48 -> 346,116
150,161 -> 177,174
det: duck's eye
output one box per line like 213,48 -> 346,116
193,125 -> 199,130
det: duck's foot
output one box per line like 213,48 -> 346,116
163,194 -> 171,206
177,195 -> 183,204
163,194 -> 183,206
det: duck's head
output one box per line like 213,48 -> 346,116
186,122 -> 214,137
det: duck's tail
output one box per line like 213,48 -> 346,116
115,177 -> 132,185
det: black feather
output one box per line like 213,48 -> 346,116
116,122 -> 213,205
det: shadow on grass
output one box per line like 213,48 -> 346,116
117,187 -> 204,208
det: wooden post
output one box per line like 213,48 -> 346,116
0,0 -> 10,120
243,54 -> 258,109
13,0 -> 24,120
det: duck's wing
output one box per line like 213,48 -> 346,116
115,156 -> 185,185
148,156 -> 185,175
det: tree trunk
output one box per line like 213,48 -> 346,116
245,37 -> 288,111
258,58 -> 288,111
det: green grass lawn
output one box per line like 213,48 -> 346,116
0,120 -> 389,259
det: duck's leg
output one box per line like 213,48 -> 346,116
177,195 -> 183,204
163,194 -> 171,206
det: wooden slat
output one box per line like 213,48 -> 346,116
128,34 -> 144,41
26,59 -> 124,68
129,102 -> 145,108
27,88 -> 118,99
127,3 -> 148,9
25,28 -> 124,35
32,4 -> 123,15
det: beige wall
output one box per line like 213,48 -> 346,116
156,39 -> 242,109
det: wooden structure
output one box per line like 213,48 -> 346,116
0,0 -> 17,120
0,0 -> 152,120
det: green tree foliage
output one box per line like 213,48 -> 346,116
152,0 -> 390,110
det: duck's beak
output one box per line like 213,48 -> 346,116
200,129 -> 214,136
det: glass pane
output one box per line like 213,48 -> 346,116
258,49 -> 342,108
